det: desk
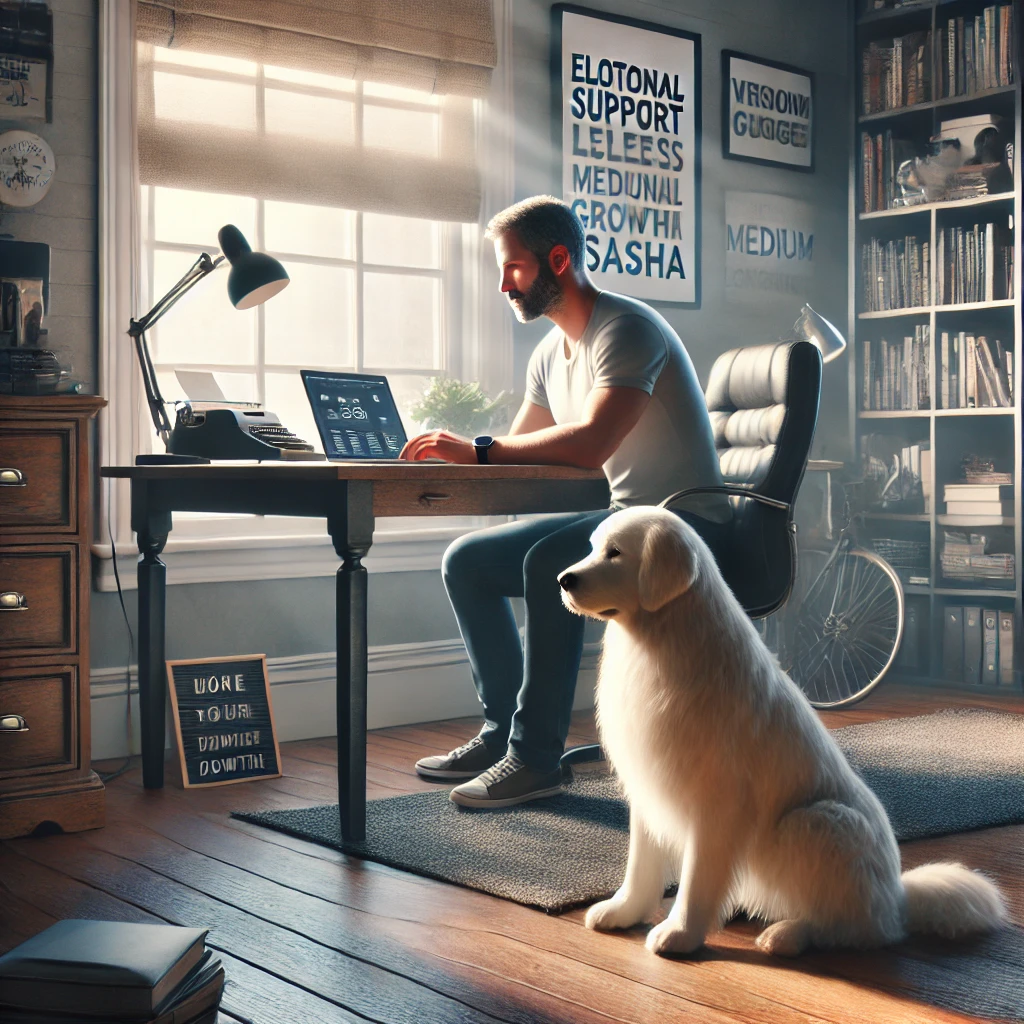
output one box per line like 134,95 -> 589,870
100,462 -> 610,840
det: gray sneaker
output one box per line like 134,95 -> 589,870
449,753 -> 563,808
415,736 -> 501,780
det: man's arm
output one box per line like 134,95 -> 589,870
491,386 -> 649,468
508,399 -> 556,436
400,386 -> 650,468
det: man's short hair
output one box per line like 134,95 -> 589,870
484,195 -> 586,272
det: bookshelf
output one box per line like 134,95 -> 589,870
849,0 -> 1021,692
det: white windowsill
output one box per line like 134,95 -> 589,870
91,523 -> 473,591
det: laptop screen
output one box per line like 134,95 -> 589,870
300,370 -> 408,459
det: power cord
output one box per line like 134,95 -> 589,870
97,478 -> 136,783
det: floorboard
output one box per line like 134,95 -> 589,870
2,683 -> 1021,1024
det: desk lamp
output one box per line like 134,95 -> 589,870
793,303 -> 847,364
127,224 -> 290,464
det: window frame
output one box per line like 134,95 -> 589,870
95,0 -> 515,586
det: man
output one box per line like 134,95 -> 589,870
400,195 -> 729,808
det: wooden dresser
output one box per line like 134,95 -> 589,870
0,394 -> 106,837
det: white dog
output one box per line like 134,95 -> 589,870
559,506 -> 1007,958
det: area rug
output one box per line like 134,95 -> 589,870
232,708 -> 1024,913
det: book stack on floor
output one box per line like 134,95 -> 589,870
942,604 -> 1015,686
0,921 -> 224,1024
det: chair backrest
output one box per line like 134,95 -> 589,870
703,339 -> 822,618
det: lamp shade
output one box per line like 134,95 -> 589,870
793,303 -> 847,364
217,224 -> 290,310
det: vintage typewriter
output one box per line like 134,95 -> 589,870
164,401 -> 322,461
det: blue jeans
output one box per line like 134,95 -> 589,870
442,507 -> 728,773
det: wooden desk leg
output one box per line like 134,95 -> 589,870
329,482 -> 374,843
132,482 -> 172,790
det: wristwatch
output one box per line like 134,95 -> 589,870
473,435 -> 495,464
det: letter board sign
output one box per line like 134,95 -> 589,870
167,654 -> 282,788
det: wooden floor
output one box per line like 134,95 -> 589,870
2,684 -> 1023,1024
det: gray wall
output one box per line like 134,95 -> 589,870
92,0 -> 850,670
512,0 -> 851,461
0,0 -> 97,393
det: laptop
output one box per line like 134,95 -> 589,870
300,370 -> 409,461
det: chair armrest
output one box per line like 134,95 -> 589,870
658,485 -> 791,513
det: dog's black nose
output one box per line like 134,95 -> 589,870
558,571 -> 579,592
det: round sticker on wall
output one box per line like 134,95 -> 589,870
0,130 -> 56,207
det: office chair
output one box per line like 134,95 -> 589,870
561,339 -> 823,769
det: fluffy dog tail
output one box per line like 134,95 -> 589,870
901,862 -> 1008,938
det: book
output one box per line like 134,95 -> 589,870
964,470 -> 1012,484
943,483 -> 1013,501
998,610 -> 1015,685
943,606 -> 963,681
0,921 -> 209,1018
963,606 -> 982,684
0,957 -> 224,1024
945,500 -> 1014,516
982,609 -> 999,684
976,336 -> 1011,406
939,513 -> 1012,526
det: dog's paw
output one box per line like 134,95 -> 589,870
755,920 -> 810,958
585,897 -> 648,932
645,920 -> 704,957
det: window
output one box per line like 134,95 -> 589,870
142,49 -> 469,473
96,2 -> 512,584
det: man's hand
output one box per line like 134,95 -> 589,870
400,430 -> 477,463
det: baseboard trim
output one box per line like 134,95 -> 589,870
91,638 -> 601,760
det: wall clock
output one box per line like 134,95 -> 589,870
0,130 -> 56,207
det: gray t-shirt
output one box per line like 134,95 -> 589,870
526,291 -> 729,521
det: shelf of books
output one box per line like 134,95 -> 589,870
851,0 -> 1021,692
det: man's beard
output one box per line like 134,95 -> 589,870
508,262 -> 562,322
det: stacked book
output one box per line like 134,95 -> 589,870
938,332 -> 1013,408
942,479 -> 1015,528
936,221 -> 1013,304
941,528 -> 1015,581
937,5 -> 1016,98
861,325 -> 931,410
0,921 -> 224,1024
860,235 -> 930,311
861,31 -> 932,114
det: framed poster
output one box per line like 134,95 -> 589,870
722,50 -> 814,171
553,5 -> 701,307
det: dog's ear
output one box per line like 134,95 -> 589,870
637,518 -> 699,612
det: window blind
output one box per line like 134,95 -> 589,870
135,0 -> 496,221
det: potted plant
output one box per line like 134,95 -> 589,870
409,376 -> 511,436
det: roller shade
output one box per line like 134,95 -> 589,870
135,0 -> 494,221
136,0 -> 497,96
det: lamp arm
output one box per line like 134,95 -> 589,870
129,253 -> 224,337
127,252 -> 225,446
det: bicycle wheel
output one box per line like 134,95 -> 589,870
787,547 -> 905,709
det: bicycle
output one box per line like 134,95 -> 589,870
758,464 -> 906,709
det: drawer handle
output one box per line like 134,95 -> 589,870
0,591 -> 27,612
419,492 -> 453,506
0,715 -> 28,733
0,468 -> 25,486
